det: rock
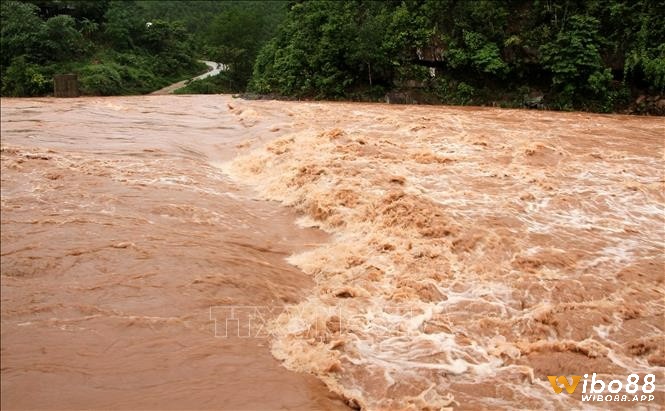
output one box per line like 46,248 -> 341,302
524,94 -> 544,109
636,95 -> 646,105
656,99 -> 665,111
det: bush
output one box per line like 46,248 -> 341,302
174,72 -> 235,94
39,14 -> 89,62
432,77 -> 476,105
78,63 -> 123,95
1,56 -> 51,96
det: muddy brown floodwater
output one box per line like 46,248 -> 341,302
1,95 -> 664,410
0,96 -> 348,410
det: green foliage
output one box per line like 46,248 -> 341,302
122,1 -> 286,92
2,0 -> 663,112
140,20 -> 186,54
138,20 -> 200,77
443,30 -> 507,75
76,50 -> 203,95
2,56 -> 51,96
78,63 -> 122,95
202,2 -> 286,91
40,14 -> 89,61
540,16 -> 605,89
432,77 -> 476,105
0,1 -> 43,69
174,72 -> 235,95
102,1 -> 144,50
627,44 -> 665,91
624,1 -> 665,91
251,1 -> 414,98
249,0 -> 664,112
1,0 -> 204,96
461,31 -> 507,75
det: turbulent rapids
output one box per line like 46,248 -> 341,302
1,95 -> 664,410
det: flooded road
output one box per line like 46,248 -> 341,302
1,95 -> 664,410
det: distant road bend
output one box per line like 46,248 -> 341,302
151,60 -> 225,95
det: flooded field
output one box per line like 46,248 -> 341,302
1,95 -> 664,410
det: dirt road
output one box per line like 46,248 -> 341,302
151,61 -> 226,95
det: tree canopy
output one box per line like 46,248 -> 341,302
1,0 -> 663,113
250,0 -> 664,112
1,0 -> 206,96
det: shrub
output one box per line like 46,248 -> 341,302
174,72 -> 235,94
78,63 -> 123,95
1,56 -> 51,96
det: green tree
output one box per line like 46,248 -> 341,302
0,1 -> 43,70
624,0 -> 665,91
540,15 -> 612,107
205,3 -> 285,90
140,19 -> 198,77
39,14 -> 89,62
102,1 -> 144,49
252,1 -> 357,97
2,56 -> 50,96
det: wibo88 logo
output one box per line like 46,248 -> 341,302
548,373 -> 656,402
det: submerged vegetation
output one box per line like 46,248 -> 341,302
1,0 -> 663,113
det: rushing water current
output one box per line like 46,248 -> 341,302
1,95 -> 664,410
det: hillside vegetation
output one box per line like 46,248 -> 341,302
250,0 -> 664,113
1,0 -> 663,113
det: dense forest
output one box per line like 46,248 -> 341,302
2,1 -> 200,96
0,1 -> 286,96
1,0 -> 664,113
